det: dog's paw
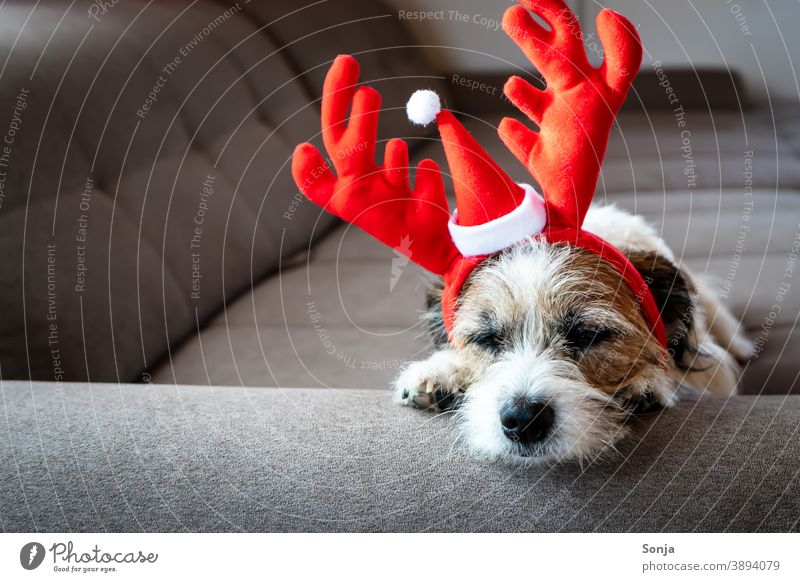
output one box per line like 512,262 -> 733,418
393,351 -> 463,411
624,391 -> 663,414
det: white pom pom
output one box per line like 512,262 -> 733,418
406,90 -> 441,126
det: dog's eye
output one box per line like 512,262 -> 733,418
465,328 -> 507,354
562,319 -> 615,354
464,313 -> 510,354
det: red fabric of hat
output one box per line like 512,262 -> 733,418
291,0 -> 667,350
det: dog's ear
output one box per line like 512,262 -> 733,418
627,251 -> 696,367
423,277 -> 449,346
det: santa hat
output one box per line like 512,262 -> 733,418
292,0 -> 667,350
405,89 -> 546,258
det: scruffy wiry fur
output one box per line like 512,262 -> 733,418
394,204 -> 751,464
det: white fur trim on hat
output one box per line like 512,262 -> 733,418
447,184 -> 547,257
406,90 -> 441,126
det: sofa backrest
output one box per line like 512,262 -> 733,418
243,0 -> 452,144
0,0 -> 447,383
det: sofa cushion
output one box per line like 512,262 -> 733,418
0,0 -> 338,381
154,232 -> 432,389
3,381 -> 800,532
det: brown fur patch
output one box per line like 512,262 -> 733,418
564,247 -> 666,395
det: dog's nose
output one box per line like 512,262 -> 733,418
500,400 -> 554,444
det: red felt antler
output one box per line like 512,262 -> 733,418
292,55 -> 460,276
499,0 -> 642,229
498,1 -> 666,348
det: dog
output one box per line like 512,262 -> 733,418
393,203 -> 752,464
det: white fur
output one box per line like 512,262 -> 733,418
694,276 -> 754,361
457,349 -> 631,464
393,348 -> 462,406
583,204 -> 675,261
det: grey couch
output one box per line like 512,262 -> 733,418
1,0 -> 799,532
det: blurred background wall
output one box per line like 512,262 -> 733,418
382,0 -> 800,103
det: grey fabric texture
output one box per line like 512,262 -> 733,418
2,381 -> 800,533
237,0 -> 453,144
0,0 -> 345,383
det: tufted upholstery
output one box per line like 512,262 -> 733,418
0,0 -> 445,383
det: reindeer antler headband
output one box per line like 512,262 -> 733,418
292,0 -> 667,349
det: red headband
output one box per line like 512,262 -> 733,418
292,0 -> 667,349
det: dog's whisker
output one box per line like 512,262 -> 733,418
419,408 -> 457,427
447,430 -> 467,459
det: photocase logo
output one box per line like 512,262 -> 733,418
20,542 -> 45,570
